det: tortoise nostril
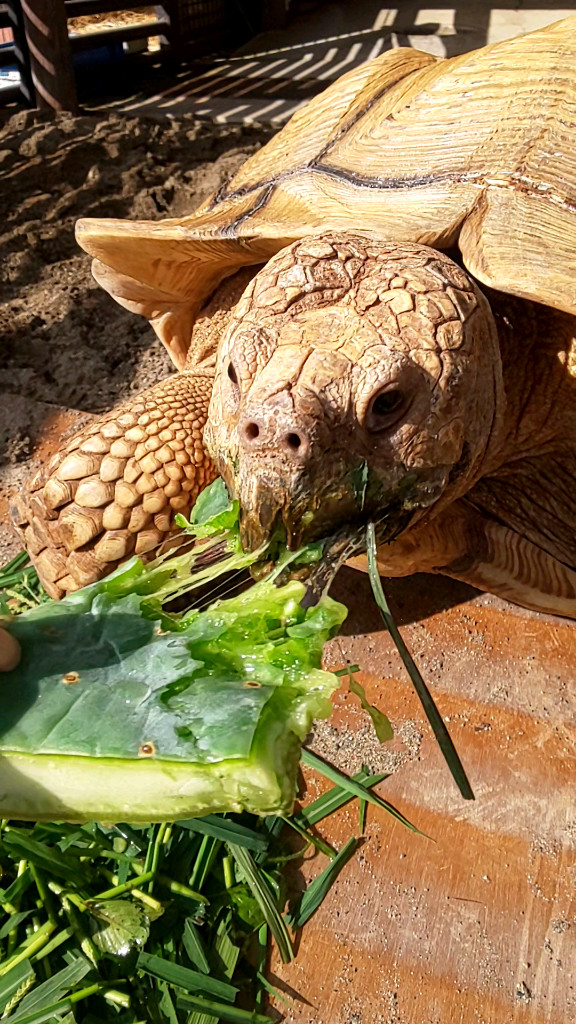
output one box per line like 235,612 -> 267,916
285,432 -> 302,450
243,422 -> 260,442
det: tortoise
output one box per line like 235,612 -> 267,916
12,16 -> 576,619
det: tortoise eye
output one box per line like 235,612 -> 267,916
364,386 -> 408,433
227,361 -> 241,405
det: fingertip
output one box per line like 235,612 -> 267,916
0,627 -> 21,672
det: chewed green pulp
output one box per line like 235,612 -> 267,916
0,481 -> 347,822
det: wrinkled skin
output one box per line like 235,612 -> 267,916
206,236 -> 504,553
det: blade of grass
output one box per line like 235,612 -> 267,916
227,846 -> 293,964
366,522 -> 474,800
213,910 -> 240,979
137,952 -> 238,1003
348,676 -> 393,742
2,834 -> 81,886
296,767 -> 388,827
301,749 -> 425,835
5,983 -> 105,1024
0,868 -> 33,907
158,981 -> 179,1024
254,924 -> 268,1013
358,796 -> 368,835
12,956 -> 92,1020
0,997 -> 73,1024
256,970 -> 291,1009
287,837 -> 359,929
0,960 -> 35,1015
182,919 -> 211,975
0,922 -> 57,976
0,910 -> 33,940
280,817 -> 336,859
0,551 -> 30,579
33,927 -> 75,962
179,818 -> 268,854
189,836 -> 222,894
91,871 -> 155,902
176,993 -> 272,1023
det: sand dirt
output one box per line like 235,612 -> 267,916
0,109 -> 272,561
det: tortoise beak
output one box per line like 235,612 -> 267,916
236,474 -> 284,552
234,472 -> 370,553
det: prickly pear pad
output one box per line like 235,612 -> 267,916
0,485 -> 346,822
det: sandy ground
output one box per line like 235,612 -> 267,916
0,108 -> 272,562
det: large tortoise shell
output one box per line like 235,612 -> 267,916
76,17 -> 576,369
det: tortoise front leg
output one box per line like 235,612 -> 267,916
11,372 -> 216,599
438,502 -> 576,619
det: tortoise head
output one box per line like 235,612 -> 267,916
205,235 -> 505,554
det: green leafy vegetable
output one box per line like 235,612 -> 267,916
177,477 -> 240,538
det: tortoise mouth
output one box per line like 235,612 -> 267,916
233,460 -> 421,555
257,505 -> 415,606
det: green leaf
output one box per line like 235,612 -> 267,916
137,952 -> 238,1002
348,676 -> 394,742
0,910 -> 33,940
213,911 -> 240,979
1,834 -> 80,885
89,900 -> 150,957
189,836 -> 221,894
158,982 -> 179,1024
287,837 -> 359,929
227,886 -> 265,930
0,995 -> 78,1024
186,479 -> 240,536
0,868 -> 33,907
366,522 -> 474,801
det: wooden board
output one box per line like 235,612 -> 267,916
269,569 -> 576,1024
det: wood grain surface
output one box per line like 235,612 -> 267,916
269,570 -> 576,1024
